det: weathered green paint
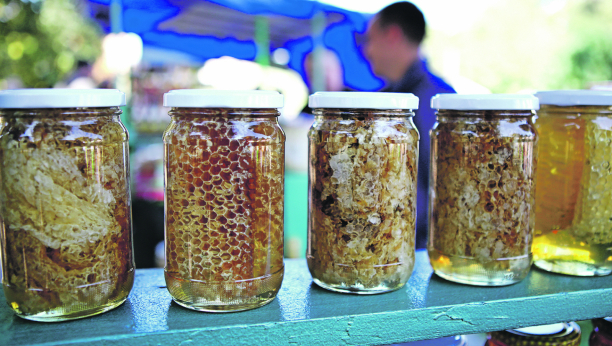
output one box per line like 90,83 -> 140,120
1,251 -> 611,346
283,171 -> 308,258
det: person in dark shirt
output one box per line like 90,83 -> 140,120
365,1 -> 456,249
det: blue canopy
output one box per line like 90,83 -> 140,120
86,0 -> 384,90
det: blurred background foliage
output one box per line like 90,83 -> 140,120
424,0 -> 612,93
0,0 -> 611,92
0,0 -> 101,88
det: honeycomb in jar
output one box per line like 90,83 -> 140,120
533,114 -> 585,234
164,110 -> 284,301
533,108 -> 611,273
430,114 -> 537,262
570,116 -> 612,244
308,113 -> 418,290
0,108 -> 134,316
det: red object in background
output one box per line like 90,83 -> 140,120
591,318 -> 612,346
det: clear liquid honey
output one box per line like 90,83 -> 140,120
533,99 -> 612,276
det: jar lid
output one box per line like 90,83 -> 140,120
489,322 -> 581,346
514,324 -> 565,335
308,92 -> 419,110
431,94 -> 539,110
163,89 -> 284,108
0,89 -> 126,108
535,90 -> 612,106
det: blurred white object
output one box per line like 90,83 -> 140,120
103,32 -> 143,75
68,77 -> 96,89
155,241 -> 165,268
197,56 -> 263,90
196,56 -> 308,121
272,48 -> 291,66
282,116 -> 313,172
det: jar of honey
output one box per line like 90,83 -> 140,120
429,94 -> 539,286
307,92 -> 419,294
487,323 -> 581,346
533,90 -> 612,276
0,89 -> 134,321
163,89 -> 285,311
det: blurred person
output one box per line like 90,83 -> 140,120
365,1 -> 456,249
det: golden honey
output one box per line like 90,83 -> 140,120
0,89 -> 134,321
534,91 -> 612,276
307,92 -> 419,294
163,90 -> 284,311
429,94 -> 539,286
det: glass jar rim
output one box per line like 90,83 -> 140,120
312,108 -> 415,117
435,109 -> 535,117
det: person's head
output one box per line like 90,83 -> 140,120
365,2 -> 426,82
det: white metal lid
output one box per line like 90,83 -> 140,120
513,323 -> 565,335
0,89 -> 126,108
163,89 -> 284,108
431,94 -> 539,110
535,90 -> 612,106
308,92 -> 419,109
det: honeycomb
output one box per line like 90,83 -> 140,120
571,112 -> 612,244
307,109 -> 418,292
0,107 -> 134,318
429,111 -> 537,263
533,111 -> 585,234
164,108 -> 284,305
533,105 -> 612,273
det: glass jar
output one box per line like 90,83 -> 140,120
591,317 -> 612,346
163,90 -> 285,312
429,94 -> 539,286
307,92 -> 419,294
533,90 -> 612,276
487,323 -> 581,346
0,89 -> 134,321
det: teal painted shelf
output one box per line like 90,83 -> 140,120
1,250 -> 611,346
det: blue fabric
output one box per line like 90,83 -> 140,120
86,0 -> 383,91
384,59 -> 455,249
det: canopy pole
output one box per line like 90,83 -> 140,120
255,16 -> 270,66
311,11 -> 325,92
109,0 -> 135,142
110,0 -> 123,33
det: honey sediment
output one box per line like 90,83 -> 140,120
429,112 -> 537,285
307,112 -> 418,293
0,109 -> 134,320
164,110 -> 284,310
534,107 -> 612,275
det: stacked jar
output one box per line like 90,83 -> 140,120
533,90 -> 612,276
0,89 -> 135,321
487,323 -> 581,346
429,94 -> 539,286
307,92 -> 419,294
163,90 -> 285,312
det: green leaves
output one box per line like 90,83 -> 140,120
0,0 -> 101,88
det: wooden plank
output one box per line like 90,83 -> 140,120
1,250 -> 611,346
